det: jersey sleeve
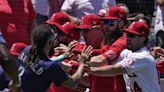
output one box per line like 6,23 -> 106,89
117,55 -> 150,75
48,62 -> 69,87
101,35 -> 126,64
73,42 -> 101,55
61,0 -> 74,12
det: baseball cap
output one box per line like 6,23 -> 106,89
102,6 -> 127,20
76,14 -> 100,29
46,12 -> 70,25
10,42 -> 27,56
123,21 -> 149,37
57,22 -> 80,40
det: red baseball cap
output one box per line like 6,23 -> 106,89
123,21 -> 149,37
76,14 -> 100,29
10,42 -> 27,56
102,6 -> 127,20
57,22 -> 80,40
46,12 -> 70,25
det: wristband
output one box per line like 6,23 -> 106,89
50,54 -> 65,62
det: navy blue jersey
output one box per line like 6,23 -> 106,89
0,66 -> 10,91
17,45 -> 31,65
18,46 -> 69,92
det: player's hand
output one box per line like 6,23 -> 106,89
65,40 -> 78,58
54,44 -> 68,53
55,40 -> 78,58
78,46 -> 93,64
87,55 -> 108,67
151,47 -> 164,59
8,80 -> 22,92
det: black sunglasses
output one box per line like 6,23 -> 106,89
104,20 -> 115,26
127,32 -> 143,38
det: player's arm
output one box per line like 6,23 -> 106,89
0,44 -> 21,92
89,38 -> 126,67
86,64 -> 127,77
0,44 -> 20,82
89,46 -> 121,67
61,0 -> 80,24
0,29 -> 21,91
63,46 -> 93,88
61,10 -> 81,24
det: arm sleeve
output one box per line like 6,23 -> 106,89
48,62 -> 69,87
50,54 -> 65,62
101,35 -> 126,64
117,55 -> 149,75
73,43 -> 101,55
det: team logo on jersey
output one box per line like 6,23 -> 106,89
30,63 -> 44,75
104,50 -> 117,60
124,57 -> 134,65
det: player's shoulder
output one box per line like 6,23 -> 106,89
118,49 -> 132,60
129,47 -> 154,62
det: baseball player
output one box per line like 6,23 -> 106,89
86,21 -> 160,92
17,24 -> 93,92
0,29 -> 21,92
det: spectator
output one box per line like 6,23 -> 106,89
154,0 -> 164,35
125,0 -> 154,16
61,0 -> 116,23
48,0 -> 64,18
0,0 -> 36,48
32,0 -> 49,25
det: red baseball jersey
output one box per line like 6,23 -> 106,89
90,34 -> 127,92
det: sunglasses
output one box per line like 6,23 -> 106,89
127,33 -> 143,38
104,20 -> 115,26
